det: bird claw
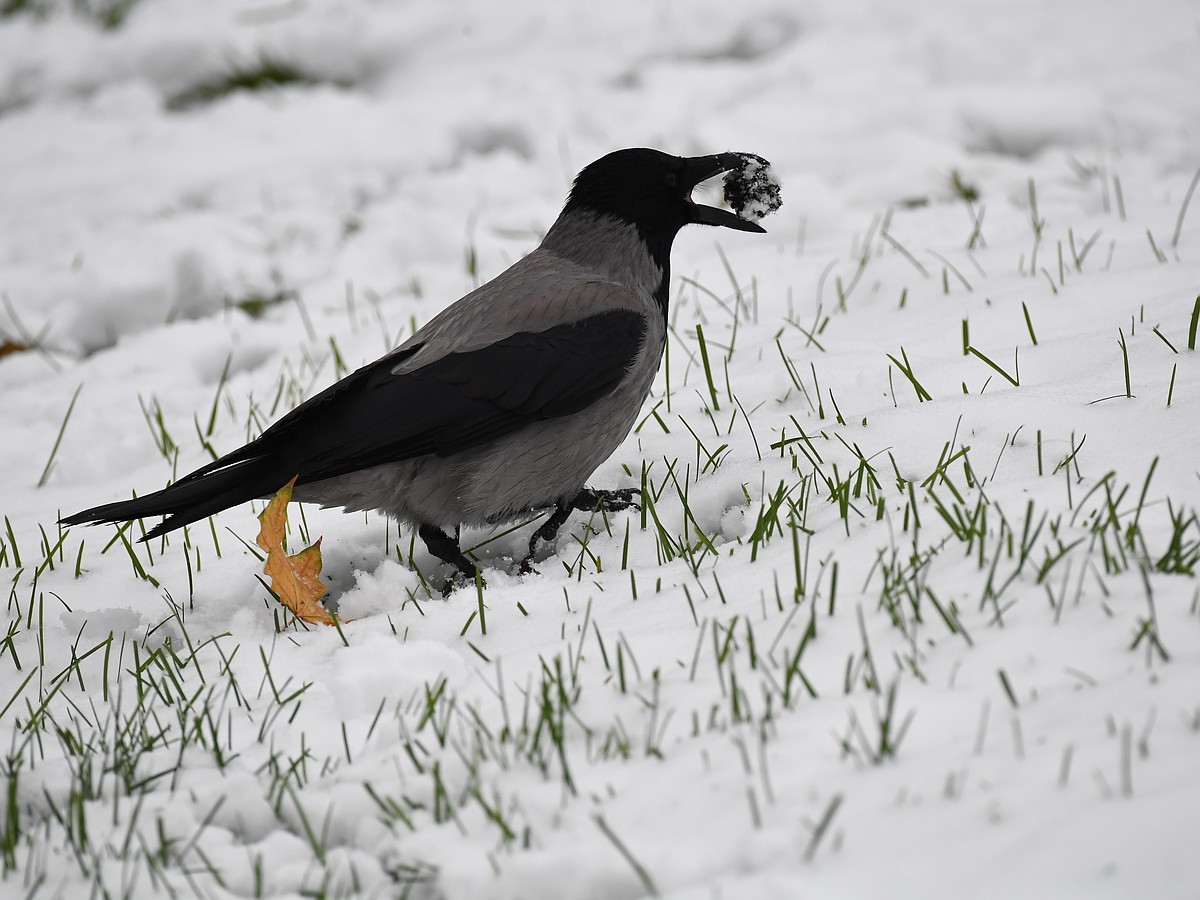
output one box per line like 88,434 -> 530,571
441,569 -> 486,597
574,486 -> 641,513
514,486 -> 641,579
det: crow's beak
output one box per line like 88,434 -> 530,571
682,153 -> 767,234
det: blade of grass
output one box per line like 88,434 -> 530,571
1171,166 -> 1200,249
966,345 -> 1019,387
1188,296 -> 1199,351
594,815 -> 658,896
37,384 -> 83,488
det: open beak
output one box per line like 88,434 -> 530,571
682,153 -> 767,234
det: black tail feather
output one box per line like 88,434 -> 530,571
60,456 -> 287,541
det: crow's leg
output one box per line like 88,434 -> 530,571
418,523 -> 478,579
520,502 -> 573,574
519,487 -> 642,574
570,486 -> 641,513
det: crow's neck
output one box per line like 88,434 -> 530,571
541,211 -> 673,318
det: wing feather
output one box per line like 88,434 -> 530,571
255,307 -> 647,483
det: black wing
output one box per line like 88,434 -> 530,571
259,307 -> 648,480
62,308 -> 648,538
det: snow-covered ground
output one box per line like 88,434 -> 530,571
2,1 -> 1199,897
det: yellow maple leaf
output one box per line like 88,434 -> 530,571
256,477 -> 335,626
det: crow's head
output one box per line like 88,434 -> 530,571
565,148 -> 768,242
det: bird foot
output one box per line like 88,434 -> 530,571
517,486 -> 642,574
419,523 -> 481,591
571,486 -> 641,513
441,570 -> 487,597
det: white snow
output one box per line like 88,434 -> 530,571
2,0 -> 1200,898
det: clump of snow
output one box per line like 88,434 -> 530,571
723,151 -> 783,222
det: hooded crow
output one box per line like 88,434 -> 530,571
62,148 -> 771,579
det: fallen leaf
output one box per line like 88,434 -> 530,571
256,477 -> 295,553
0,340 -> 29,359
256,477 -> 335,626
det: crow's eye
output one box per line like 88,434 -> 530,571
662,173 -> 678,188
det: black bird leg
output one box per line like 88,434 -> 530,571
520,503 -> 573,574
418,523 -> 478,579
520,486 -> 642,574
